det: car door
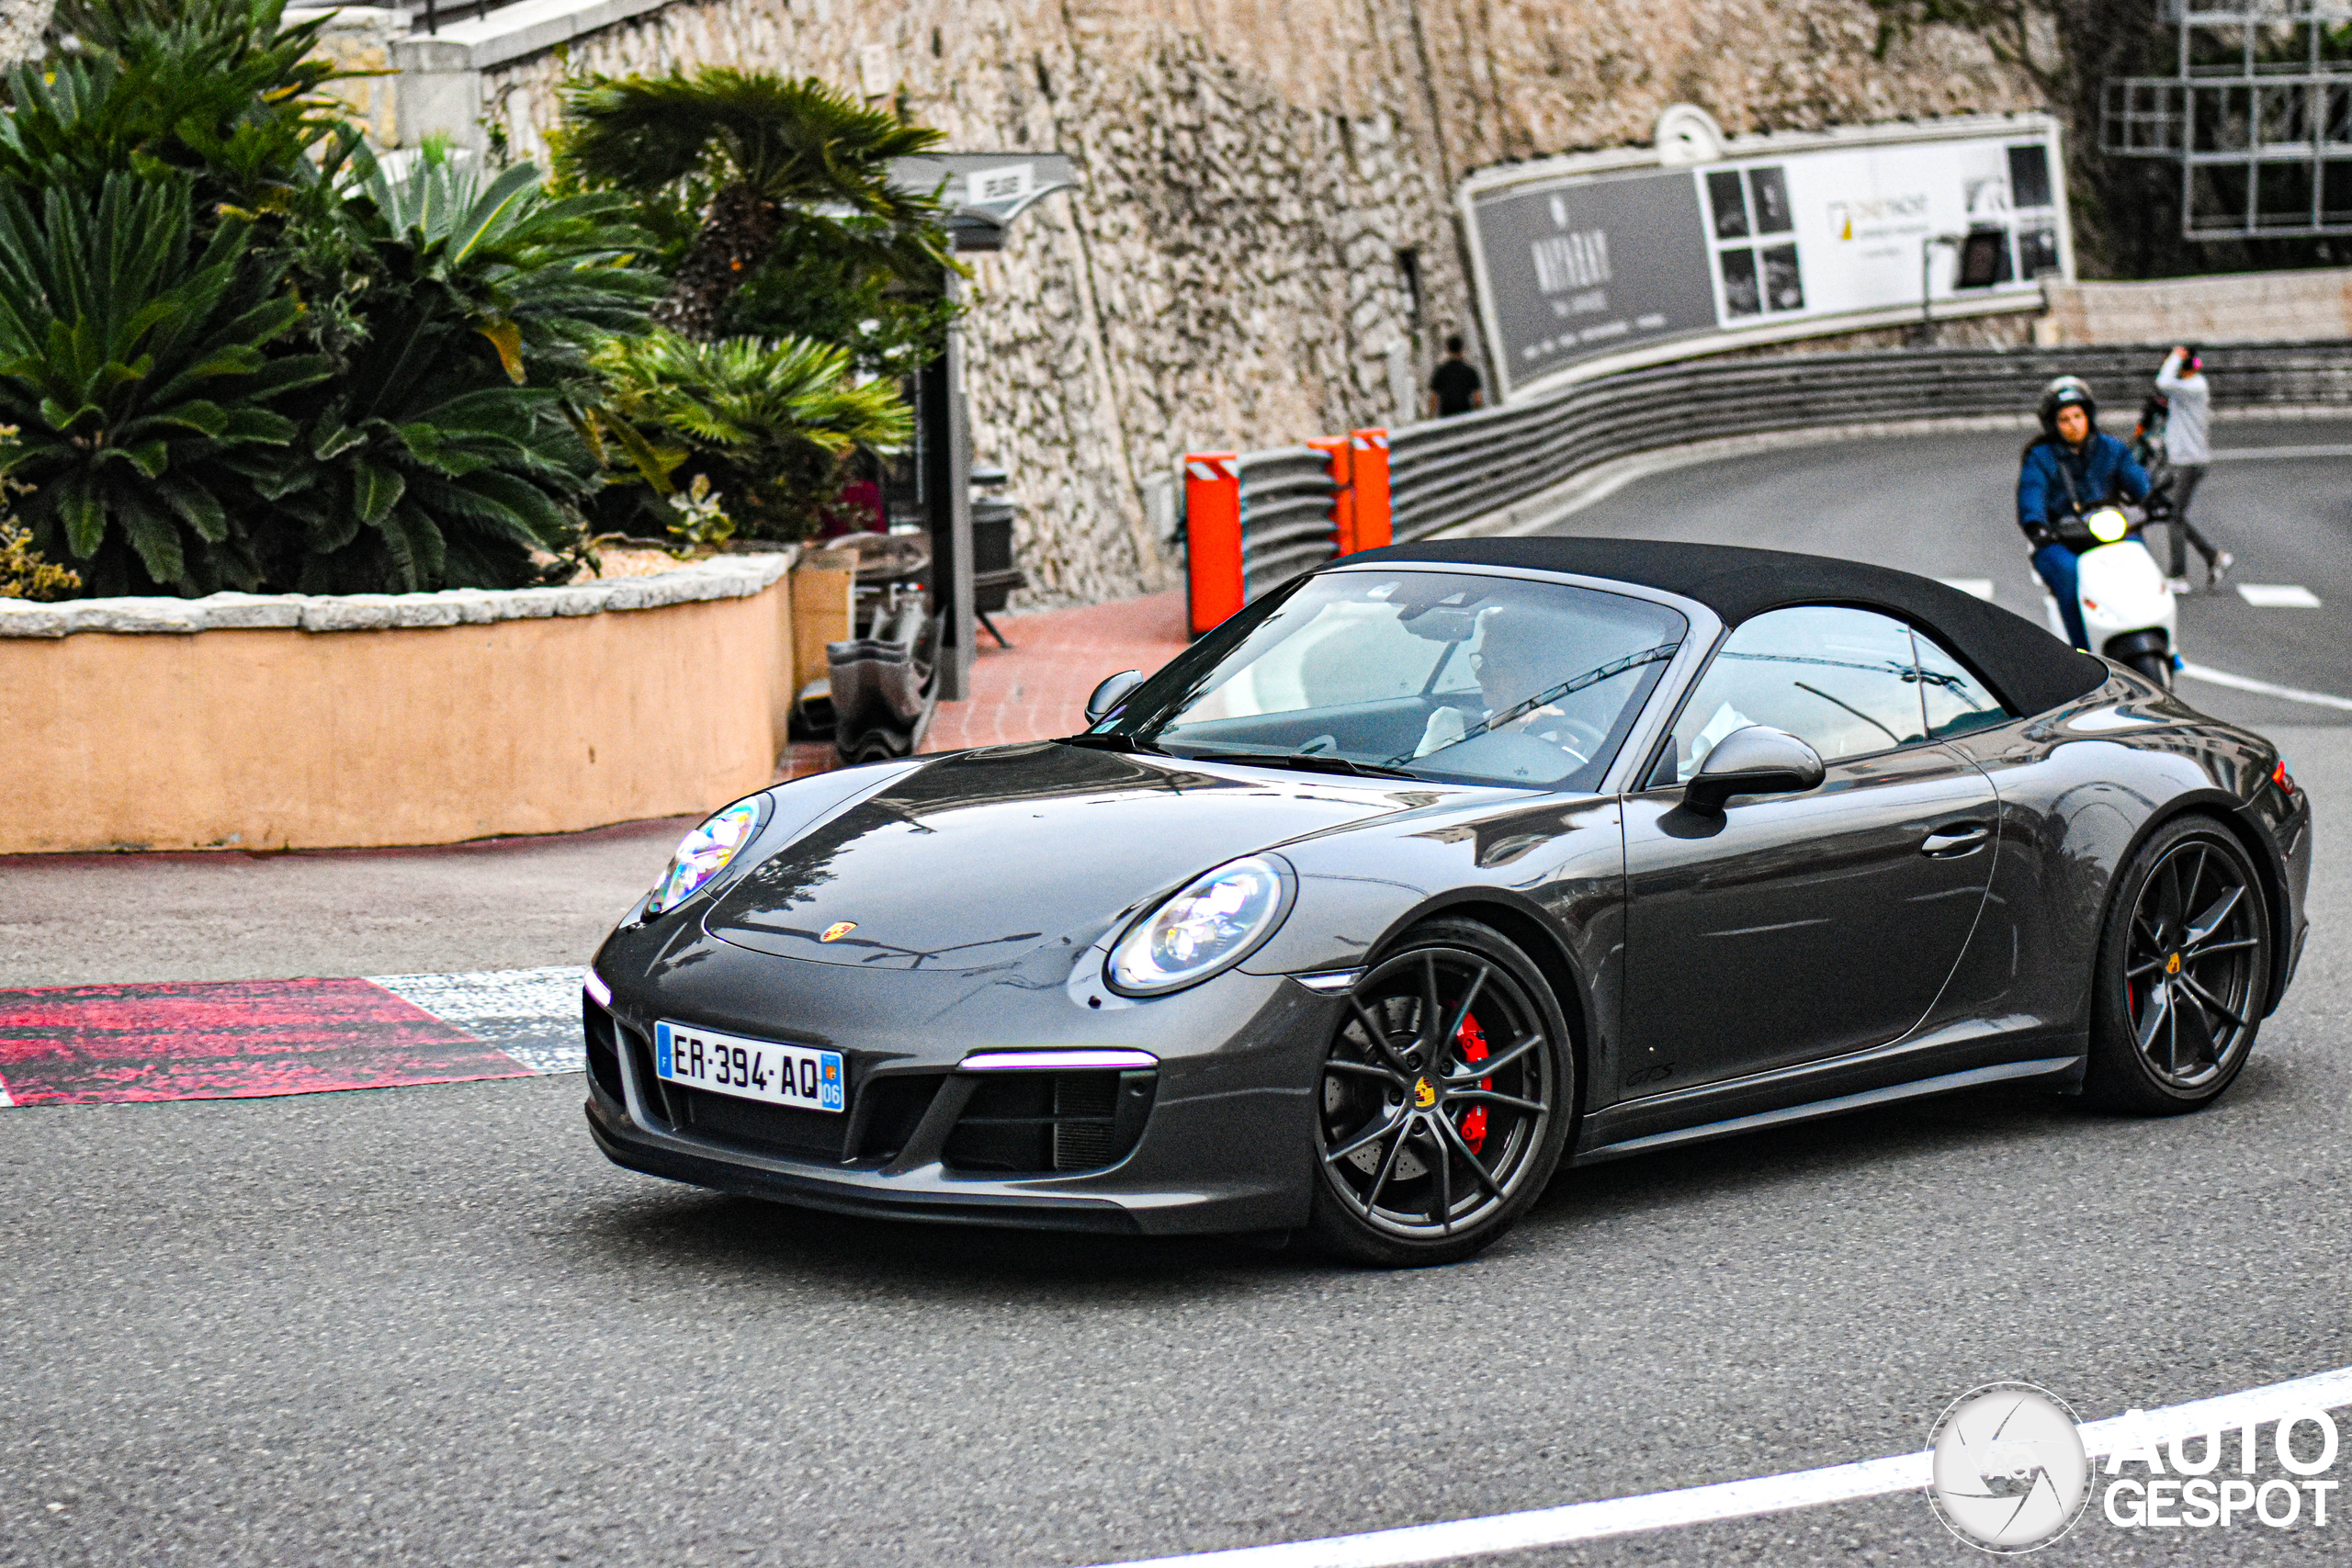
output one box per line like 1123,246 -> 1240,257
1616,605 -> 2001,1097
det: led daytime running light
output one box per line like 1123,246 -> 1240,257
646,798 -> 763,915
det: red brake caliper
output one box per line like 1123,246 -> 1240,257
1455,1013 -> 1491,1154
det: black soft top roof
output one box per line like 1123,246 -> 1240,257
1344,536 -> 2109,718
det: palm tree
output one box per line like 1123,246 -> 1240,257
555,69 -> 949,338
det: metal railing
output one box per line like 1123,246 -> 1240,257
414,0 -> 530,32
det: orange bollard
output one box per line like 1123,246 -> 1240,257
1184,452 -> 1243,636
1350,429 -> 1391,550
1306,435 -> 1354,555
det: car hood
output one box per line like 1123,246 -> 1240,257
703,742 -> 1459,971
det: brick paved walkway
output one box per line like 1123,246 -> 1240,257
772,591 -> 1191,780
922,590 -> 1191,751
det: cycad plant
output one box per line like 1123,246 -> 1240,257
0,172 -> 327,594
2,2 -> 350,219
593,329 -> 911,541
343,146 -> 661,396
247,147 -> 660,591
553,69 -> 949,338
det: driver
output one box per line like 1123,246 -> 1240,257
1413,607 -> 1599,763
2018,376 -> 2149,651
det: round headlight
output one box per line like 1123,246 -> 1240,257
645,797 -> 763,916
2086,507 -> 2130,544
1107,855 -> 1294,996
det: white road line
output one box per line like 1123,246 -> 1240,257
1083,1365 -> 2352,1568
2178,662 -> 2352,713
0,1074 -> 13,1109
2237,583 -> 2323,607
368,965 -> 585,1075
1936,577 -> 1995,602
2211,444 -> 2352,461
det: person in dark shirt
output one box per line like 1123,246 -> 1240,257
1428,335 -> 1484,418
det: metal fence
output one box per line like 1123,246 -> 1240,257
1223,342 -> 2352,575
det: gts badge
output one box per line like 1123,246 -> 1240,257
1623,1063 -> 1676,1089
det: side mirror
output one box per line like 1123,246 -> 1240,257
1682,725 -> 1825,814
1085,669 -> 1145,723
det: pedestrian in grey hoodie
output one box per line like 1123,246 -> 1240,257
2155,345 -> 2233,589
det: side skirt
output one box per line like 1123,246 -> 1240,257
1571,1055 -> 2085,1165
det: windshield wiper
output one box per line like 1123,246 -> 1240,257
1182,750 -> 1421,780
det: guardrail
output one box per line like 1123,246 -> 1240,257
1236,446 -> 1343,602
1197,342 -> 2352,598
1392,341 -> 2352,543
1382,341 -> 2352,544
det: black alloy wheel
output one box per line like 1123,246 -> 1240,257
2086,816 -> 2271,1112
1307,918 -> 1573,1267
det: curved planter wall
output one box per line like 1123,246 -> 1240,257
0,555 -> 797,854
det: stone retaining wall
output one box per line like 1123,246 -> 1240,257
2042,269 -> 2352,347
438,0 -> 2041,605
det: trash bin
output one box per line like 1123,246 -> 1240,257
970,467 -> 1026,647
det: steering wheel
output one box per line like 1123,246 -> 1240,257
1544,717 -> 1609,765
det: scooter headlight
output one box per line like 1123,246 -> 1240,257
2086,507 -> 2130,544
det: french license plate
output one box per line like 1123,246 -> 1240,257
654,1021 -> 843,1112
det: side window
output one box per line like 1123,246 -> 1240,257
1669,605 -> 1927,775
1913,629 -> 2013,739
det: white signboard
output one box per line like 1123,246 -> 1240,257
1463,117 -> 2071,400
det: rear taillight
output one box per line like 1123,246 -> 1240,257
2274,758 -> 2297,797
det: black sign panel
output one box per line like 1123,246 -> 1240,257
1471,168 -> 1718,397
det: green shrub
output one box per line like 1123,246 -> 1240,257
3,4 -> 351,220
0,172 -> 328,595
592,329 -> 911,542
245,147 -> 660,592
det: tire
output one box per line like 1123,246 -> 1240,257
1306,918 -> 1575,1267
2125,651 -> 2172,688
2084,815 -> 2271,1113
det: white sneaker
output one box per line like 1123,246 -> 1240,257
2208,551 -> 2233,589
2165,576 -> 2193,594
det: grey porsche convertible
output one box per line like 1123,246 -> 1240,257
582,539 -> 2311,1265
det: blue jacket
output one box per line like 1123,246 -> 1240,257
2017,433 -> 2149,537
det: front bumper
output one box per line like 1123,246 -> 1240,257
582,926 -> 1344,1236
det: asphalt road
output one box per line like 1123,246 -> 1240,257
1554,419 -> 2352,733
5,431 -> 2351,1568
0,817 -> 688,989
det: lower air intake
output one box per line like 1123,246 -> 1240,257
944,1069 -> 1156,1175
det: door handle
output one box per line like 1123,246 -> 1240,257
1920,824 -> 1990,858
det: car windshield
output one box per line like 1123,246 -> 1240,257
1090,569 -> 1687,790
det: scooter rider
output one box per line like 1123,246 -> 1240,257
2018,376 -> 2151,651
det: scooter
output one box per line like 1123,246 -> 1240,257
2038,499 -> 2178,687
